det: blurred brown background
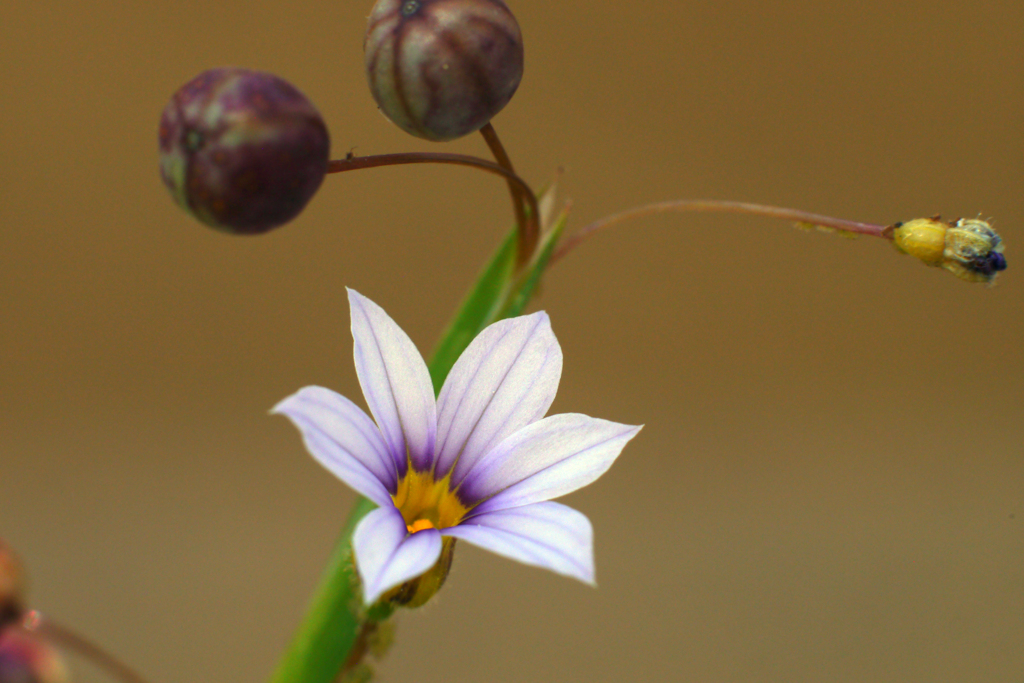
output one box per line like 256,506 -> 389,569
2,0 -> 1022,681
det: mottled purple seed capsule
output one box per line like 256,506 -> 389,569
159,68 -> 330,234
365,0 -> 524,141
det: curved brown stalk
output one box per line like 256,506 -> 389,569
327,152 -> 539,259
551,199 -> 890,265
479,123 -> 539,266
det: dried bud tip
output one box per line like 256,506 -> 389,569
0,541 -> 25,627
892,217 -> 1006,284
365,0 -> 524,141
0,630 -> 69,683
159,67 -> 330,234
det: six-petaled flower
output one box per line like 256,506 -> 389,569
274,290 -> 641,605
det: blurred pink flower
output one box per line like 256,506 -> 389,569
0,628 -> 69,683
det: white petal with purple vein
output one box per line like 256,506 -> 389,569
272,388 -> 396,507
273,386 -> 399,490
353,506 -> 443,605
435,312 -> 562,483
348,289 -> 437,473
444,501 -> 595,584
461,414 -> 642,513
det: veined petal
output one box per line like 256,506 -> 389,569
461,414 -> 642,513
435,312 -> 562,484
273,386 -> 398,490
443,501 -> 595,585
353,506 -> 443,605
348,289 -> 437,473
272,387 -> 396,507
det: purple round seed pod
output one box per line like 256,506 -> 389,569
365,0 -> 524,141
159,68 -> 330,234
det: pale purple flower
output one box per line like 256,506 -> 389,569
273,290 -> 641,605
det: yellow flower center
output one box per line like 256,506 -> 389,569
391,467 -> 470,535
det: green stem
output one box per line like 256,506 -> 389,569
269,497 -> 376,683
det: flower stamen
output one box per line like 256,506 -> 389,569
406,519 -> 435,534
391,466 -> 471,534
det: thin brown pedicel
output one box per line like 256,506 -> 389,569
550,199 -> 889,265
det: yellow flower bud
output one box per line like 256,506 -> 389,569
891,217 -> 1006,284
892,218 -> 947,265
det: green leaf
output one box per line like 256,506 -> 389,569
427,229 -> 517,393
426,180 -> 564,391
502,205 -> 569,319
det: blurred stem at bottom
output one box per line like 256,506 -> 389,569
269,496 -> 378,683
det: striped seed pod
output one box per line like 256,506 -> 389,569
159,68 -> 330,235
365,0 -> 524,141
